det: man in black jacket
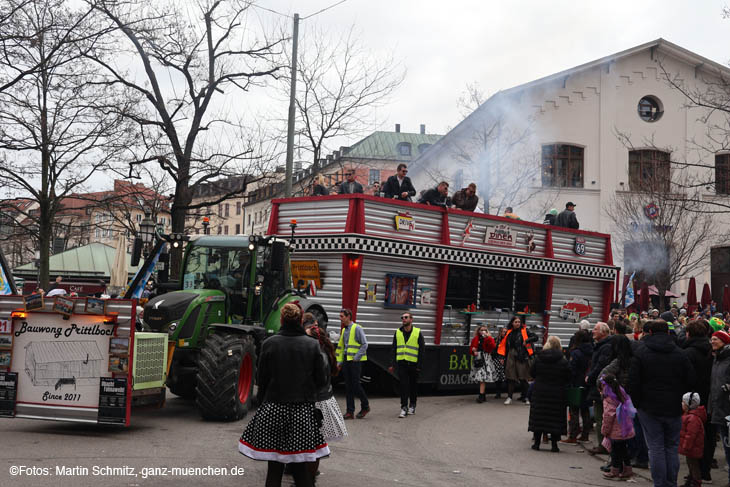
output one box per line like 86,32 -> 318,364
628,320 -> 695,487
338,170 -> 363,194
556,202 -> 579,229
383,164 -> 417,201
418,181 -> 451,207
585,322 -> 614,454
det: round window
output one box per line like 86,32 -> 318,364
637,95 -> 663,122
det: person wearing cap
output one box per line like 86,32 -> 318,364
628,319 -> 695,487
556,202 -> 579,229
542,208 -> 558,226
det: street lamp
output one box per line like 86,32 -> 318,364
139,213 -> 156,245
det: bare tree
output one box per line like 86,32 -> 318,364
604,171 -> 715,310
282,24 -> 404,173
86,0 -> 284,276
438,85 -> 558,218
0,0 -> 128,288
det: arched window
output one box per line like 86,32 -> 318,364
629,150 -> 670,192
541,144 -> 584,187
396,142 -> 411,156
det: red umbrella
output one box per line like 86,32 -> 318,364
701,283 -> 712,310
687,277 -> 698,314
723,285 -> 730,314
639,281 -> 650,312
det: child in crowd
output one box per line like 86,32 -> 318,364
679,392 -> 706,487
600,373 -> 636,480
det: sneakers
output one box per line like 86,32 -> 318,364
504,397 -> 512,405
356,407 -> 370,419
343,412 -> 354,420
524,399 -> 530,405
398,408 -> 407,418
560,437 -> 579,444
408,406 -> 416,415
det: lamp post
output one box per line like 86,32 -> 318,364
139,213 -> 156,257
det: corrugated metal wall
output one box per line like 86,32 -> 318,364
356,256 -> 440,345
448,213 -> 548,256
552,230 -> 607,264
276,199 -> 350,235
291,253 -> 343,323
549,277 -> 605,345
363,200 -> 443,244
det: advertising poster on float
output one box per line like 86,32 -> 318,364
11,314 -> 115,408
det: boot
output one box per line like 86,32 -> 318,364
619,465 -> 633,480
476,393 -> 486,403
531,433 -> 540,451
550,439 -> 560,453
603,466 -> 621,480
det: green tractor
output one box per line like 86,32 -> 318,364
142,235 -> 328,421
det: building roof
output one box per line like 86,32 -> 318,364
14,242 -> 140,277
343,131 -> 442,161
28,341 -> 103,364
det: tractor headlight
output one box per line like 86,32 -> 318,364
168,322 -> 178,336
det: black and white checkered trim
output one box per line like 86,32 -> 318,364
290,234 -> 617,281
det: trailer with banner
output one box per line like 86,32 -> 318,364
267,194 -> 619,390
0,296 -> 167,425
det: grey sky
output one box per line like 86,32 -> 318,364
264,0 -> 730,137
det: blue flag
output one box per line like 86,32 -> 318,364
625,272 -> 636,308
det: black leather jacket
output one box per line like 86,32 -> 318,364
256,326 -> 326,403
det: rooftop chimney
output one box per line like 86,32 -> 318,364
420,124 -> 426,135
395,123 -> 400,133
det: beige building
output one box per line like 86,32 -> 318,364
412,39 -> 730,302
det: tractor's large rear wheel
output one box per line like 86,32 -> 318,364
196,333 -> 256,421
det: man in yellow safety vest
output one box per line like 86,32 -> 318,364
388,312 -> 425,418
336,308 -> 370,419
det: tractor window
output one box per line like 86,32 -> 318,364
183,246 -> 250,296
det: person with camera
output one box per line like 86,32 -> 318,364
470,325 -> 497,403
389,312 -> 425,418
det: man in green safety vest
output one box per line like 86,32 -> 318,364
388,311 -> 425,418
336,308 -> 370,419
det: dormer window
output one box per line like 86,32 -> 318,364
397,142 -> 411,156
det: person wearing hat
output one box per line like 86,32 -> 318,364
679,392 -> 706,487
556,202 -> 579,229
709,330 -> 730,487
542,208 -> 558,226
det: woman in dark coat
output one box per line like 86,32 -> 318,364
239,303 -> 328,487
565,329 -> 593,443
529,335 -> 570,452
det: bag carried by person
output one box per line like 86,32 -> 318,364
473,351 -> 485,369
567,386 -> 585,407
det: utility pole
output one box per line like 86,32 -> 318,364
284,13 -> 300,197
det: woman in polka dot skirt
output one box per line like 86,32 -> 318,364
239,303 -> 329,486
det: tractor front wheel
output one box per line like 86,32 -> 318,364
195,333 -> 256,421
